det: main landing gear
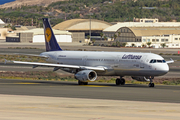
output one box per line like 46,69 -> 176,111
148,77 -> 155,87
78,80 -> 88,85
116,77 -> 125,86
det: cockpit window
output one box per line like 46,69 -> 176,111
150,60 -> 154,63
157,60 -> 162,63
150,59 -> 166,63
150,59 -> 156,63
152,60 -> 156,63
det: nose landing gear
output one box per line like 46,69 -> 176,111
116,77 -> 125,86
148,77 -> 155,87
148,83 -> 154,87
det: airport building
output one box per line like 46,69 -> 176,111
20,28 -> 72,43
141,34 -> 180,48
53,19 -> 112,38
0,19 -> 6,28
14,25 -> 36,31
4,18 -> 180,48
0,19 -> 12,40
6,28 -> 74,43
0,28 -> 8,40
103,19 -> 180,48
6,19 -> 111,43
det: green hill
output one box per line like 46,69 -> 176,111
0,0 -> 180,27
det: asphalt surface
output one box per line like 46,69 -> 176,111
0,42 -> 180,54
0,44 -> 180,104
0,79 -> 180,103
1,47 -> 180,54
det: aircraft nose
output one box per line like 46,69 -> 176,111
160,63 -> 169,74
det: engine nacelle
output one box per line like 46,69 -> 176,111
131,76 -> 150,82
75,70 -> 97,82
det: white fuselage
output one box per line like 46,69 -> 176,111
40,51 -> 169,77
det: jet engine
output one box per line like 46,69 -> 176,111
131,76 -> 150,82
75,70 -> 97,82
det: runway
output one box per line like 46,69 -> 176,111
1,44 -> 180,54
1,45 -> 180,119
0,47 -> 180,104
0,79 -> 180,103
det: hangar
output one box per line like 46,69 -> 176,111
103,22 -> 180,38
53,19 -> 112,37
20,28 -> 72,43
103,21 -> 180,48
6,28 -> 72,43
110,27 -> 180,42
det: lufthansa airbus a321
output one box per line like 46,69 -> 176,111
5,18 -> 174,87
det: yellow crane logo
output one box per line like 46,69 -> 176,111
45,28 -> 52,42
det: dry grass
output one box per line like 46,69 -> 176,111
0,54 -> 47,63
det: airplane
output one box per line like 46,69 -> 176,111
5,18 -> 174,87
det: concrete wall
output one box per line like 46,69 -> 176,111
19,33 -> 33,43
72,32 -> 85,43
0,28 -> 8,40
33,34 -> 72,43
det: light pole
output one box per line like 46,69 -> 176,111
88,13 -> 93,41
90,17 -> 91,41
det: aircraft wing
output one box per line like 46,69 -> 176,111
166,58 -> 174,64
0,53 -> 49,58
5,60 -> 105,71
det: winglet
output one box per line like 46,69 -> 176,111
4,59 -> 7,64
166,58 -> 174,64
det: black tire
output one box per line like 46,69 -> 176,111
78,80 -> 83,85
84,82 -> 88,85
148,83 -> 155,87
78,80 -> 88,85
121,78 -> 125,85
151,83 -> 155,87
116,78 -> 120,85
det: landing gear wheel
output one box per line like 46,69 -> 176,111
84,82 -> 88,85
116,78 -> 120,85
78,80 -> 88,85
148,83 -> 155,87
78,80 -> 83,85
116,78 -> 125,86
148,77 -> 155,87
121,78 -> 125,85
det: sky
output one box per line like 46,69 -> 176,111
0,0 -> 15,5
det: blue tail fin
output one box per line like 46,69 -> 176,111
43,18 -> 62,52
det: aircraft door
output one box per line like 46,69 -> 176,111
83,56 -> 87,66
114,55 -> 121,68
146,58 -> 152,69
140,55 -> 147,68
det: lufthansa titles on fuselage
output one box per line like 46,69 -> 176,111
122,54 -> 142,60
